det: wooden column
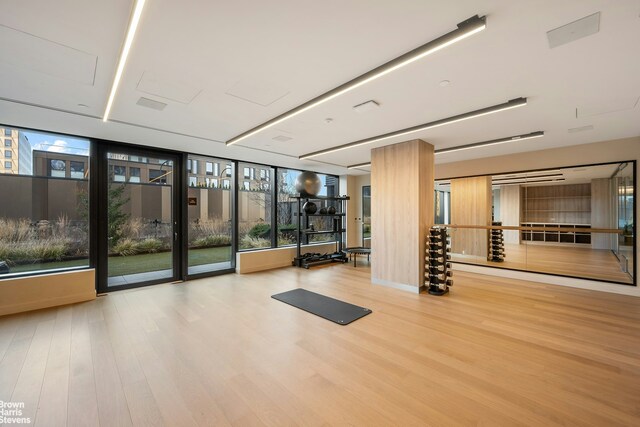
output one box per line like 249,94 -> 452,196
451,176 -> 492,258
371,139 -> 434,293
591,178 -> 613,249
500,185 -> 522,244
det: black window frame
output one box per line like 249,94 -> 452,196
0,122 -> 341,287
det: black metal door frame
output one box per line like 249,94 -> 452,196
95,141 -> 183,294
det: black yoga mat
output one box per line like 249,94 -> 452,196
271,288 -> 372,325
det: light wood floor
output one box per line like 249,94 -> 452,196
452,243 -> 633,284
1,265 -> 640,426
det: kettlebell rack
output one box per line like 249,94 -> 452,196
292,195 -> 350,269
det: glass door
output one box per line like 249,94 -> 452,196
186,155 -> 234,275
100,149 -> 180,290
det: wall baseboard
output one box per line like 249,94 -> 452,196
454,263 -> 639,297
372,277 -> 423,294
236,243 -> 338,274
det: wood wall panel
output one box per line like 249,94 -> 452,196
371,139 -> 434,292
523,184 -> 591,224
591,178 -> 614,250
0,269 -> 95,316
499,185 -> 521,244
451,176 -> 492,258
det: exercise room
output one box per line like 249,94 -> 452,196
0,1 -> 639,426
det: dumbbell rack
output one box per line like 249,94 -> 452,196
425,226 -> 453,296
488,221 -> 505,262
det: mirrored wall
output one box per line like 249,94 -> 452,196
435,161 -> 635,285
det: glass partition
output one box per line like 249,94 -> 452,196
437,161 -> 635,285
0,127 -> 90,277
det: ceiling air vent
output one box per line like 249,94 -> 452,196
136,97 -> 167,111
272,135 -> 293,142
547,12 -> 600,49
568,125 -> 594,133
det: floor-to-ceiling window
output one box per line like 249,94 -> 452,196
187,155 -> 234,274
0,123 -> 343,290
0,126 -> 90,277
276,168 -> 301,246
276,169 -> 339,246
238,162 -> 274,250
106,151 -> 178,287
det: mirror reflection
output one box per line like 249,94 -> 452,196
435,161 -> 635,285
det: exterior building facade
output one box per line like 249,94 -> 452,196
0,127 -> 32,175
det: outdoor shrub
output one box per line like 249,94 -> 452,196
196,218 -> 230,235
278,235 -> 296,246
0,239 -> 68,263
0,218 -> 33,243
135,238 -> 165,253
122,217 -> 145,239
248,223 -> 271,239
278,223 -> 297,232
240,235 -> 270,249
192,234 -> 231,248
112,238 -> 138,256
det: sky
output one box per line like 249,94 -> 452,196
23,130 -> 90,156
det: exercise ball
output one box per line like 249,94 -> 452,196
327,206 -> 336,215
302,201 -> 317,215
319,207 -> 327,214
295,171 -> 322,197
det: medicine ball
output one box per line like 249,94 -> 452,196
302,201 -> 317,215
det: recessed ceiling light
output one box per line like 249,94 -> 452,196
353,100 -> 379,113
300,98 -> 529,159
103,0 -> 147,122
439,80 -> 451,87
226,15 -> 487,146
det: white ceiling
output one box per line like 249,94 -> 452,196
0,0 -> 639,176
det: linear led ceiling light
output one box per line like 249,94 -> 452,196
436,131 -> 544,154
103,0 -> 147,122
347,162 -> 372,170
303,97 -> 528,159
226,15 -> 486,146
493,174 -> 563,184
345,130 -> 542,169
